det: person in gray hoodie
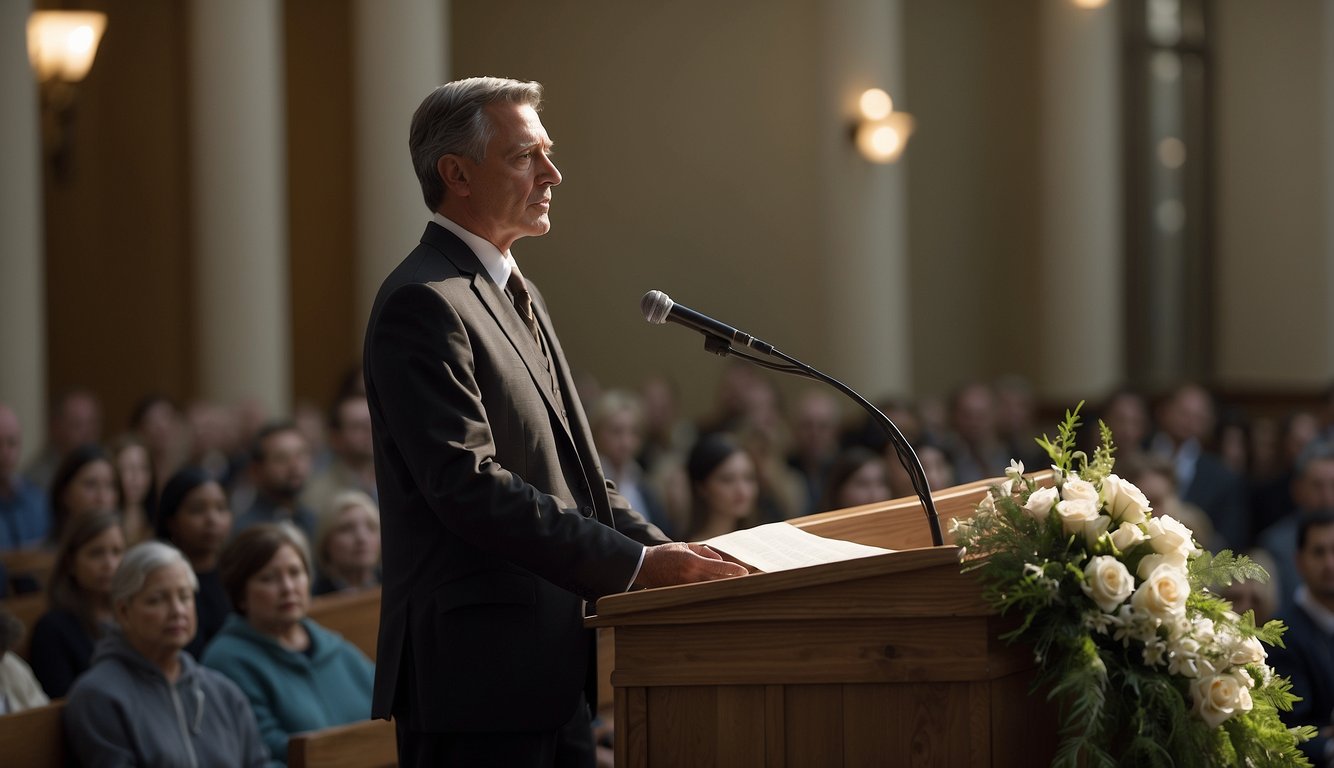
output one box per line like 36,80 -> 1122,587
62,541 -> 273,768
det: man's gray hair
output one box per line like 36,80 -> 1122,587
410,77 -> 544,211
111,540 -> 198,608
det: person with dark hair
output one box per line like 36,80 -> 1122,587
157,466 -> 234,658
203,523 -> 374,764
0,607 -> 48,713
301,392 -> 377,520
364,76 -> 743,765
1259,440 -> 1334,615
108,433 -> 157,545
233,421 -> 317,541
0,403 -> 49,551
47,443 -> 119,545
129,393 -> 185,485
1267,509 -> 1334,765
62,541 -> 269,767
684,433 -> 761,540
29,510 -> 125,697
818,448 -> 892,513
1148,383 -> 1249,550
21,389 -> 101,493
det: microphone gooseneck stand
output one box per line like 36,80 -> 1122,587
696,333 -> 944,548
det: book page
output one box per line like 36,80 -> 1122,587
700,522 -> 895,573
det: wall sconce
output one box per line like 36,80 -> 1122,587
853,88 -> 915,164
27,10 -> 107,181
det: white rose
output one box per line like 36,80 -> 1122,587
1056,498 -> 1110,545
1109,522 -> 1147,552
1229,635 -> 1267,667
1023,486 -> 1059,522
1102,474 -> 1151,524
1144,515 -> 1198,561
1191,672 -> 1254,729
1136,551 -> 1189,580
1061,475 -> 1099,504
1131,563 -> 1190,622
1081,555 -> 1135,613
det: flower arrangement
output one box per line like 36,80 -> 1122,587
950,404 -> 1315,767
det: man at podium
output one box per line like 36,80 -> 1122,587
363,77 -> 746,767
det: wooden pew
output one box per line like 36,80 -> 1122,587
1,548 -> 56,594
307,587 -> 380,661
0,591 -> 48,661
287,718 -> 396,768
0,701 -> 65,768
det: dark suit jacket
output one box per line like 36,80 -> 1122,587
1268,602 -> 1334,763
363,222 -> 668,733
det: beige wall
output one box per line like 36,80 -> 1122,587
451,0 -> 827,417
1215,0 -> 1334,389
25,1 -> 1334,433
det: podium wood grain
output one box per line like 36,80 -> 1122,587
591,474 -> 1058,767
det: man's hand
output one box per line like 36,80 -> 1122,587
633,542 -> 749,589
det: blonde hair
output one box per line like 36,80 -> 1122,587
315,490 -> 381,573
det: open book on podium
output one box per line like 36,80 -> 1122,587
587,475 -> 1059,768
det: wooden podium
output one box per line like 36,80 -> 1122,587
587,477 -> 1059,767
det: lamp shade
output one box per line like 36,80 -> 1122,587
28,11 -> 107,83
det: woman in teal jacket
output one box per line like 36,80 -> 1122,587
202,523 -> 374,764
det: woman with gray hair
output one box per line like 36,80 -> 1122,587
62,541 -> 270,767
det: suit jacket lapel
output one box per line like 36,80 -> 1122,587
471,272 -> 575,440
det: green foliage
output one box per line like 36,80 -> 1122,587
954,407 -> 1314,767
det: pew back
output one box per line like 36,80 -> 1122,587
0,701 -> 65,768
307,587 -> 380,661
287,717 -> 396,768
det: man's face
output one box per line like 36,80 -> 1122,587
1294,457 -> 1334,513
453,102 -> 561,252
1297,522 -> 1334,602
334,398 -> 374,463
254,430 -> 312,501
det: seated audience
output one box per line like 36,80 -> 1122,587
684,433 -> 761,541
109,434 -> 156,545
0,403 -> 50,550
1251,410 -> 1321,544
21,389 -> 101,494
1220,548 -> 1281,626
47,444 -> 119,545
301,393 -> 377,519
591,390 -> 673,537
312,491 -> 382,596
819,448 -> 892,512
1148,383 -> 1248,550
129,394 -> 186,487
233,422 -> 317,542
156,467 -> 234,658
1259,440 -> 1334,616
63,541 -> 269,767
30,511 -> 125,698
786,390 -> 843,517
942,382 -> 1011,484
0,608 -> 48,714
886,439 -> 955,500
204,523 -> 374,764
1267,511 -> 1334,766
1119,454 -> 1218,554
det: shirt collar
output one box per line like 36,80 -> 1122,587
432,213 -> 516,288
1295,584 -> 1334,635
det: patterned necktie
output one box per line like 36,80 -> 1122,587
507,266 -> 541,345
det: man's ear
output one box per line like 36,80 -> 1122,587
438,155 -> 471,197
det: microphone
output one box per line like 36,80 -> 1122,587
639,288 -> 944,547
640,290 -> 775,354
